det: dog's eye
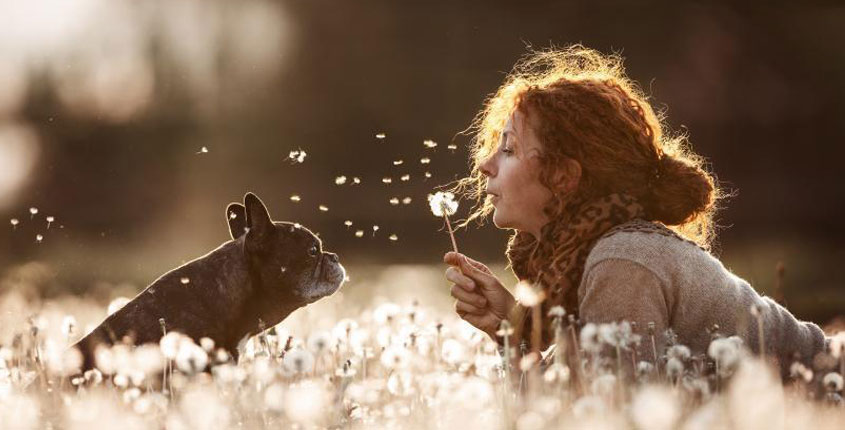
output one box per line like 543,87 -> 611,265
308,246 -> 318,257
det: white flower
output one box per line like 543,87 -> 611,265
707,336 -> 744,371
666,357 -> 684,379
579,323 -> 600,352
823,372 -> 844,392
667,344 -> 691,361
283,348 -> 315,374
514,281 -> 545,307
427,191 -> 458,217
631,386 -> 680,430
381,345 -> 410,370
61,315 -> 77,337
830,332 -> 845,359
175,340 -> 208,374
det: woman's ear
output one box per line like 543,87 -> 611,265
553,158 -> 582,193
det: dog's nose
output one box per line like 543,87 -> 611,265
326,252 -> 339,262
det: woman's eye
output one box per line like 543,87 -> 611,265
308,246 -> 318,257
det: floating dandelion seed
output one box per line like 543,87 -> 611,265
402,197 -> 412,204
229,211 -> 237,220
10,218 -> 19,229
428,191 -> 459,253
344,220 -> 353,228
372,225 -> 379,236
335,176 -> 347,185
515,281 -> 545,307
447,143 -> 457,151
46,216 -> 55,229
382,177 -> 392,184
352,177 -> 361,184
355,230 -> 364,238
393,160 -> 404,166
29,207 -> 38,219
389,234 -> 398,241
180,277 -> 190,285
196,146 -> 209,154
288,149 -> 307,163
424,172 -> 432,179
420,157 -> 430,164
319,205 -> 329,212
389,198 -> 400,206
375,132 -> 386,139
423,139 -> 437,148
35,234 -> 43,243
290,194 -> 301,202
400,174 -> 410,181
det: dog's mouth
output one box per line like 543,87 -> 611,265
301,254 -> 346,303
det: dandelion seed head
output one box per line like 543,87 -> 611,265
381,345 -> 410,370
631,386 -> 681,430
514,281 -> 545,307
441,339 -> 466,365
61,315 -> 77,337
283,348 -> 314,374
543,363 -> 570,384
307,331 -> 332,354
824,372 -> 844,392
427,191 -> 458,217
667,344 -> 691,361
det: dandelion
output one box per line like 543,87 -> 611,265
334,175 -> 347,185
514,281 -> 545,307
823,372 -> 844,392
45,216 -> 54,229
61,316 -> 77,339
548,306 -> 566,318
381,345 -> 410,369
10,218 -> 18,229
420,157 -> 431,164
374,302 -> 401,324
318,204 -> 329,212
580,323 -> 600,352
423,139 -> 437,148
389,197 -> 400,205
288,149 -> 307,163
708,336 -> 743,375
543,363 -> 571,384
375,132 -> 386,139
307,331 -> 331,355
285,380 -> 329,423
667,344 -> 691,361
29,207 -> 38,218
428,191 -> 459,253
199,337 -> 215,353
290,194 -> 301,202
441,339 -> 466,365
631,386 -> 681,430
283,348 -> 315,374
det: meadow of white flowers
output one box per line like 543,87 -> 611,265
1,263 -> 843,430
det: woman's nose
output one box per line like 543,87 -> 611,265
479,153 -> 496,177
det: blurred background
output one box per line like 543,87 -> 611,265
1,0 -> 843,327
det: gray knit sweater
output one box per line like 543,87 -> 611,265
577,219 -> 829,377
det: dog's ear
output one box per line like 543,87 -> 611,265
226,203 -> 248,240
244,193 -> 273,240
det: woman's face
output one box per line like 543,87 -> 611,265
480,109 -> 552,238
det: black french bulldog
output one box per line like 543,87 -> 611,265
74,192 -> 345,370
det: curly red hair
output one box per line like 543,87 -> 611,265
454,44 -> 729,251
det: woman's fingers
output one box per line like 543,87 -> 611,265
450,284 -> 487,308
445,266 -> 476,291
454,299 -> 484,315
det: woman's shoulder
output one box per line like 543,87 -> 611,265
584,218 -> 712,280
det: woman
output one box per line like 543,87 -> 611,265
443,45 -> 829,378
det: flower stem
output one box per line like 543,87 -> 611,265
443,214 -> 459,254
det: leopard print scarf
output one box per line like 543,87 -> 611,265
506,192 -> 647,349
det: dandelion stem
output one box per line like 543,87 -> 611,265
442,213 -> 459,254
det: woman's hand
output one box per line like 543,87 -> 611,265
443,251 -> 515,340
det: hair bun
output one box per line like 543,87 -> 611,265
646,155 -> 715,225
